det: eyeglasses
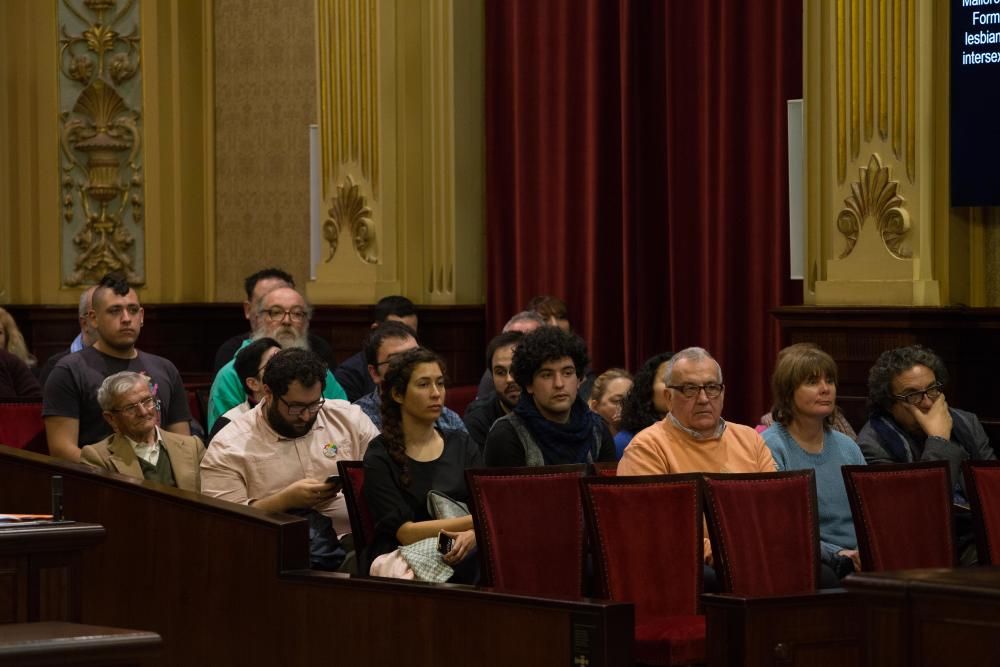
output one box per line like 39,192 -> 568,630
667,383 -> 725,399
260,307 -> 309,323
277,395 -> 325,417
893,383 -> 943,406
112,396 -> 160,417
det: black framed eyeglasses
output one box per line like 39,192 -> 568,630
277,395 -> 325,417
111,396 -> 160,417
892,383 -> 943,406
667,383 -> 725,399
260,307 -> 309,323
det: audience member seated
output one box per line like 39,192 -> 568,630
858,345 -> 995,487
588,368 -> 632,438
207,337 -> 281,441
858,344 -> 994,564
334,295 -> 419,402
43,273 -> 191,462
354,322 -> 466,433
0,348 -> 42,400
201,348 -> 379,571
363,348 -> 481,582
38,286 -> 97,387
759,405 -> 857,440
207,285 -> 346,431
463,331 -> 524,451
484,327 -> 615,466
761,343 -> 865,584
212,268 -> 336,373
80,372 -> 205,491
613,351 -> 672,459
526,295 -> 572,333
618,347 -> 775,571
0,306 -> 36,369
474,310 -> 545,399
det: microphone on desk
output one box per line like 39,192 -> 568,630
51,475 -> 64,522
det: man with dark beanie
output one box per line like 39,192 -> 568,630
484,327 -> 615,466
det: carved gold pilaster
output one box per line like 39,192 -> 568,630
807,0 -> 947,305
308,0 -> 484,306
58,0 -> 145,286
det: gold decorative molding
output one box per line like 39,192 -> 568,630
836,153 -> 911,260
58,0 -> 144,286
317,0 -> 379,200
836,0 -> 915,184
323,175 -> 377,264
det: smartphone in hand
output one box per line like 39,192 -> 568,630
324,475 -> 341,485
438,532 -> 455,555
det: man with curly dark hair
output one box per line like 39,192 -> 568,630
483,327 -> 615,466
858,345 -> 994,489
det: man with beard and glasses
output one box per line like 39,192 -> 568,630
43,273 -> 191,462
201,348 -> 379,570
206,285 -> 346,431
463,331 -> 524,451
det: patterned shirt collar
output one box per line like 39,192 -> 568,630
669,413 -> 727,440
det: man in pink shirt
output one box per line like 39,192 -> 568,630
618,347 -> 776,575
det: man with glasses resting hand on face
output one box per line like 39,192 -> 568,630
858,345 -> 994,488
207,285 -> 346,432
81,372 -> 205,491
617,347 -> 776,582
202,348 -> 379,571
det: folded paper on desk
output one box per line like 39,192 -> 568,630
0,514 -> 54,522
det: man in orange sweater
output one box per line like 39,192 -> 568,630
618,347 -> 776,573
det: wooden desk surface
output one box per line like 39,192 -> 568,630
0,523 -> 105,555
0,621 -> 161,666
847,566 -> 1000,597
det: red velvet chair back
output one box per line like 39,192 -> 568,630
962,461 -> 1000,565
703,470 -> 820,596
591,462 -> 618,477
466,465 -> 587,599
0,402 -> 47,453
842,461 -> 954,571
337,460 -> 376,573
582,474 -> 702,614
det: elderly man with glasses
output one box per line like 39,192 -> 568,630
202,348 -> 379,570
617,347 -> 776,576
206,285 -> 346,431
858,345 -> 995,488
80,371 -> 205,491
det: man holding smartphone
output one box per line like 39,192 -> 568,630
202,348 -> 380,568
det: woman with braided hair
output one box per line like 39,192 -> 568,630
363,347 -> 482,582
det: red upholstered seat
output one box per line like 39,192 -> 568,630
581,474 -> 705,665
466,465 -> 587,599
338,460 -> 376,574
703,471 -> 820,596
963,461 -> 1000,565
0,402 -> 46,453
842,461 -> 954,571
591,461 -> 618,477
444,384 -> 477,416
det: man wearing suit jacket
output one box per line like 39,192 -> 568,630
81,371 -> 205,491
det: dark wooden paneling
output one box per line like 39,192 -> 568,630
773,307 -> 1000,440
6,304 -> 487,386
0,447 -> 632,667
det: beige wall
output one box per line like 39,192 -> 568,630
213,0 -> 317,301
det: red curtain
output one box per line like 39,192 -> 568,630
486,0 -> 802,424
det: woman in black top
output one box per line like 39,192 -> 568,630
363,348 -> 482,581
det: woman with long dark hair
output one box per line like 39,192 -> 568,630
363,347 -> 482,582
613,351 -> 673,459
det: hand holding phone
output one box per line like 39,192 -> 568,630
437,531 -> 455,555
323,474 -> 343,494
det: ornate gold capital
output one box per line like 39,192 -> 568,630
836,153 -> 911,260
323,176 -> 377,265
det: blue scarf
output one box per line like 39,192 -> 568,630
513,393 -> 602,465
